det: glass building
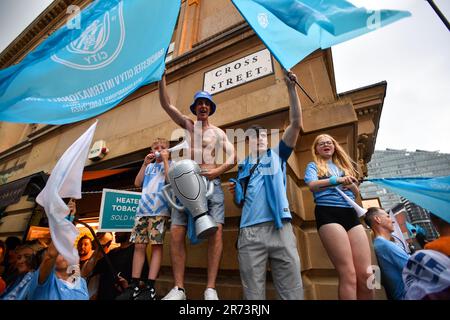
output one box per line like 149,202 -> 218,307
360,149 -> 450,239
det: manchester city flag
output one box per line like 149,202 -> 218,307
231,0 -> 411,70
0,0 -> 181,124
369,176 -> 450,224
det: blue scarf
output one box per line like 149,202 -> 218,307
233,149 -> 287,229
186,209 -> 201,245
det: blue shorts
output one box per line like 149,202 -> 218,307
171,178 -> 225,226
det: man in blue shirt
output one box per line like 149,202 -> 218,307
229,70 -> 304,300
364,207 -> 410,300
28,241 -> 88,300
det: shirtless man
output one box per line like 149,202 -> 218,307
158,74 -> 235,300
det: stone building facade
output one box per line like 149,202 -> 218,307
0,0 -> 387,299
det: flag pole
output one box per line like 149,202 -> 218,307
285,68 -> 315,103
294,78 -> 315,104
425,0 -> 450,31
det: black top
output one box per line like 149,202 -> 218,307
92,244 -> 148,300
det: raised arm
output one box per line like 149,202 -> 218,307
158,73 -> 193,130
38,241 -> 58,284
281,70 -> 303,148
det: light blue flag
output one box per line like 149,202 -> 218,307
405,221 -> 427,236
368,176 -> 450,224
0,0 -> 180,125
232,0 -> 411,69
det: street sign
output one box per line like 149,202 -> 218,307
98,188 -> 141,231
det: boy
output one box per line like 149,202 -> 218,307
121,138 -> 171,300
228,70 -> 304,300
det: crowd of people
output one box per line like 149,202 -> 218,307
0,69 -> 448,301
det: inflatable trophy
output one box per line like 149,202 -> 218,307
162,159 -> 218,239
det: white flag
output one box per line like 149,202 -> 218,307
36,121 -> 97,265
335,187 -> 367,218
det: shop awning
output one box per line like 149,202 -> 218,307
82,168 -> 133,181
0,172 -> 48,208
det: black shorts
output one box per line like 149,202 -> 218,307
314,205 -> 361,232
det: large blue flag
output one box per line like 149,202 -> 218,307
232,0 -> 411,69
368,176 -> 450,224
0,0 -> 180,124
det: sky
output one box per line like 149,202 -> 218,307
332,0 -> 450,153
0,0 -> 449,153
0,0 -> 53,52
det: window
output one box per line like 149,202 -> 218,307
165,42 -> 175,63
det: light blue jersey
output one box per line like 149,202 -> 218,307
304,161 -> 355,208
0,271 -> 35,300
240,140 -> 292,228
373,236 -> 410,300
28,267 -> 89,300
137,161 -> 171,217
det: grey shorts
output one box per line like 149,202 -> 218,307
238,221 -> 304,300
171,178 -> 225,226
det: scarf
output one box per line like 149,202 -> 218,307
235,149 -> 287,229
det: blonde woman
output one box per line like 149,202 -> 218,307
304,134 -> 373,300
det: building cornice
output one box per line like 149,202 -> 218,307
0,124 -> 63,162
0,0 -> 339,164
339,81 -> 387,174
0,140 -> 31,161
0,0 -> 91,69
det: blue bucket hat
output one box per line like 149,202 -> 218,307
189,91 -> 216,116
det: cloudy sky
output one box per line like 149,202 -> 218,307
0,0 -> 449,153
333,0 -> 450,153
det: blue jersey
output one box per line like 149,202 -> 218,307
137,161 -> 171,217
304,161 -> 355,208
28,267 -> 89,300
240,140 -> 293,228
0,271 -> 35,300
373,236 -> 410,300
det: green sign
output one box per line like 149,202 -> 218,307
98,188 -> 141,231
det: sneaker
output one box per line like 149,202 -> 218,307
162,286 -> 186,300
135,286 -> 156,300
204,288 -> 219,300
115,286 -> 138,300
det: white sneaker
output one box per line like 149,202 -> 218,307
204,288 -> 219,300
162,286 -> 186,300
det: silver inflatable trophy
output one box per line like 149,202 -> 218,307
161,159 -> 218,239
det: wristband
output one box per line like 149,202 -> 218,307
329,176 -> 339,186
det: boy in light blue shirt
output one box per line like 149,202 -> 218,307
121,138 -> 172,300
229,70 -> 304,300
